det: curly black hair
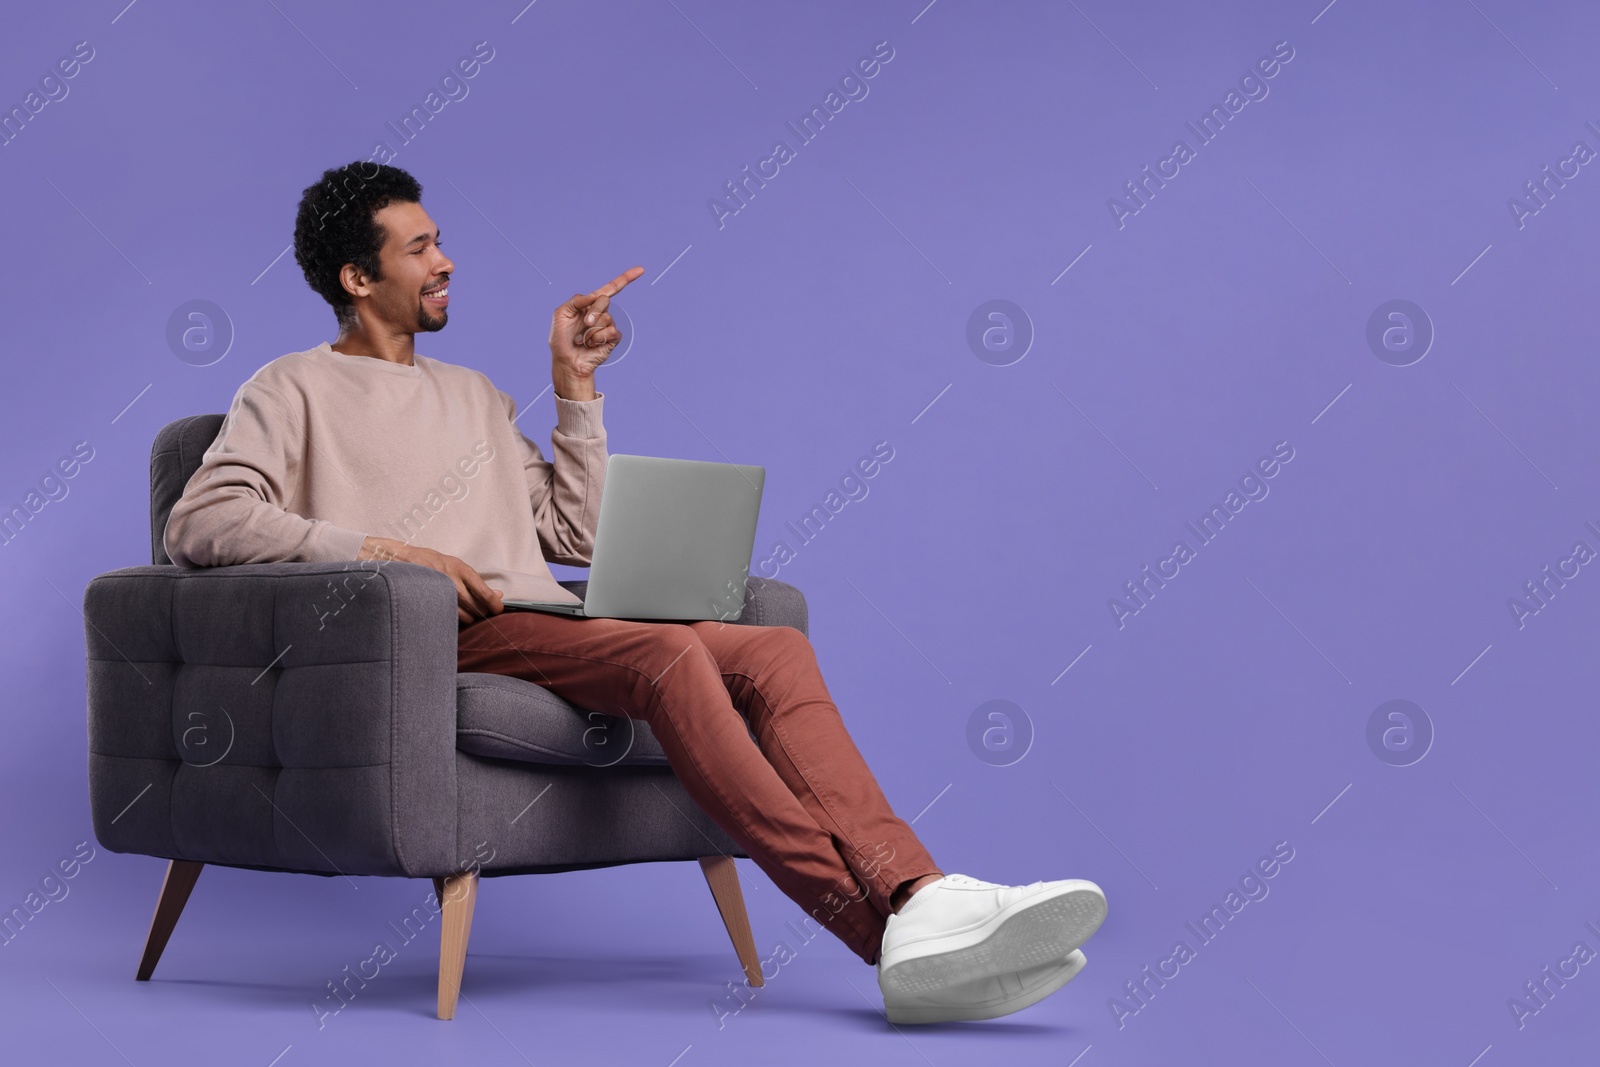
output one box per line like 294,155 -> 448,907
292,162 -> 423,327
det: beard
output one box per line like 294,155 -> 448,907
416,298 -> 447,332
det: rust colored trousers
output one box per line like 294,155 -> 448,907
456,609 -> 943,965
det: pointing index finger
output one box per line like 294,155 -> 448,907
593,265 -> 644,298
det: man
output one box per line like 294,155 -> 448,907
163,161 -> 1107,1024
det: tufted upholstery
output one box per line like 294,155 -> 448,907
86,559 -> 461,876
86,413 -> 808,881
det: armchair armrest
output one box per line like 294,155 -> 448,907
84,560 -> 461,878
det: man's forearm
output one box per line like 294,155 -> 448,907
551,368 -> 596,402
534,380 -> 607,564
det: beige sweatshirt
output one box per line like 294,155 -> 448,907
163,341 -> 606,606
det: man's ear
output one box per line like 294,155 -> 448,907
338,262 -> 371,300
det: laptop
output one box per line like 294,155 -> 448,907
501,453 -> 766,620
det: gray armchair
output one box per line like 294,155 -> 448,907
84,413 -> 808,1018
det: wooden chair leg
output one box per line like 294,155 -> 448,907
136,860 -> 204,981
698,855 -> 763,987
431,877 -> 472,959
437,871 -> 479,1020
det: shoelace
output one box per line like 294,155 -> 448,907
942,873 -> 1048,891
941,873 -> 1002,890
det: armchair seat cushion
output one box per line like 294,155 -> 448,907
455,672 -> 673,767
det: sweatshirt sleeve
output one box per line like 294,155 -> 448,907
163,378 -> 370,567
497,387 -> 607,567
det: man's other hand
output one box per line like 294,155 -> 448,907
359,535 -> 504,625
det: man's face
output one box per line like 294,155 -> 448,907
353,199 -> 454,334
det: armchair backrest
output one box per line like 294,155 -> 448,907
150,414 -> 224,566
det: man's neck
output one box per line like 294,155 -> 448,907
330,326 -> 416,366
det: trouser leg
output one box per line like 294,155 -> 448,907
688,620 -> 943,925
456,611 -> 904,963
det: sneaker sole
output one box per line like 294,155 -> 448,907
885,949 -> 1089,1024
878,882 -> 1106,1000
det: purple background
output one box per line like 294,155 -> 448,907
4,0 -> 1598,1063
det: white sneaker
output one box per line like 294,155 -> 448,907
876,872 -> 1106,1003
884,949 -> 1089,1024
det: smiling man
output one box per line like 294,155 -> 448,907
162,161 -> 1107,1025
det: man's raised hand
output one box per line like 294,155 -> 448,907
549,266 -> 645,398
